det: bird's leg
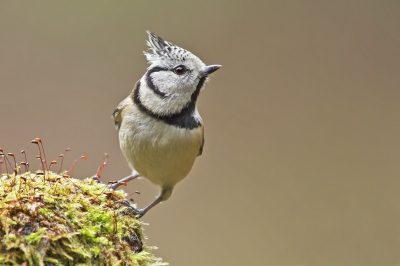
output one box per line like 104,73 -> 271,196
109,172 -> 140,190
118,187 -> 172,218
118,196 -> 163,218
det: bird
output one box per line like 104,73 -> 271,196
110,30 -> 221,218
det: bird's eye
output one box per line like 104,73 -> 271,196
173,65 -> 187,75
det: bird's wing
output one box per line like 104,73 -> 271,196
112,97 -> 130,130
113,81 -> 141,129
198,128 -> 204,156
112,104 -> 122,130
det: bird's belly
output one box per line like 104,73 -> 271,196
119,117 -> 202,187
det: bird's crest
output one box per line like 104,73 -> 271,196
144,30 -> 190,64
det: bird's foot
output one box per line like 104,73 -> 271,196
109,173 -> 139,190
117,199 -> 145,218
109,181 -> 124,190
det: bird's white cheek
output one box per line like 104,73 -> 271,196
139,76 -> 194,115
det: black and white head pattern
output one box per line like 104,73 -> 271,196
133,31 -> 210,129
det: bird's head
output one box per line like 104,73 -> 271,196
135,31 -> 220,118
144,30 -> 220,97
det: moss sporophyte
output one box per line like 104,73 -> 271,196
0,139 -> 167,266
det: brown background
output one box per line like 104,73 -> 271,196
1,1 -> 400,265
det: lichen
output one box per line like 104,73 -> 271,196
0,171 -> 167,266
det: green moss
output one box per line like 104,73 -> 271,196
25,228 -> 47,244
0,171 -> 167,265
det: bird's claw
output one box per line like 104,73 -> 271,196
117,199 -> 145,218
109,181 -> 123,190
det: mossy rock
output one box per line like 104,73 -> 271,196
0,171 -> 166,266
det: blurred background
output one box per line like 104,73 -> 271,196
1,1 -> 400,265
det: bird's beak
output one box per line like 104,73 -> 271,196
202,65 -> 221,77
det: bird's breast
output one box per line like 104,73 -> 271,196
118,104 -> 203,187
